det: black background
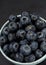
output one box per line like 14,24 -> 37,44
0,0 -> 46,65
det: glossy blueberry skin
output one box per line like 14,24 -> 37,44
37,32 -> 45,42
0,35 -> 7,45
9,42 -> 19,53
35,49 -> 43,58
21,11 -> 29,17
17,22 -> 22,29
25,25 -> 36,32
26,31 -> 37,41
15,53 -> 23,62
20,44 -> 31,56
3,44 -> 10,55
40,41 -> 46,52
8,33 -> 16,41
9,43 -> 13,52
42,28 -> 46,37
2,27 -> 9,35
20,16 -> 31,26
13,42 -> 19,52
30,41 -> 38,51
19,39 -> 28,45
31,14 -> 38,21
16,30 -> 26,39
8,22 -> 17,31
35,19 -> 46,29
25,54 -> 36,62
9,15 -> 16,22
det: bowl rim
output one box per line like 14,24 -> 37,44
0,15 -> 46,65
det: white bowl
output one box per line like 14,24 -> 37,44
0,15 -> 46,65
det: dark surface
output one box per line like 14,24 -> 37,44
0,0 -> 46,65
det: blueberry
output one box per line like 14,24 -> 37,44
15,53 -> 23,62
13,42 -> 19,52
17,22 -> 22,29
26,31 -> 37,41
8,33 -> 16,41
20,16 -> 31,26
9,15 -> 16,22
42,28 -> 46,37
25,25 -> 36,32
16,30 -> 26,39
35,49 -> 43,58
37,32 -> 45,42
8,22 -> 17,31
9,43 -> 13,52
10,53 -> 15,60
0,35 -> 7,45
3,44 -> 9,55
25,54 -> 36,62
31,14 -> 38,21
9,42 -> 19,53
19,39 -> 28,45
22,11 -> 29,17
20,44 -> 31,56
30,41 -> 38,51
35,19 -> 46,29
2,27 -> 9,35
40,41 -> 46,52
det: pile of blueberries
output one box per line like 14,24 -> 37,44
0,12 -> 46,63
